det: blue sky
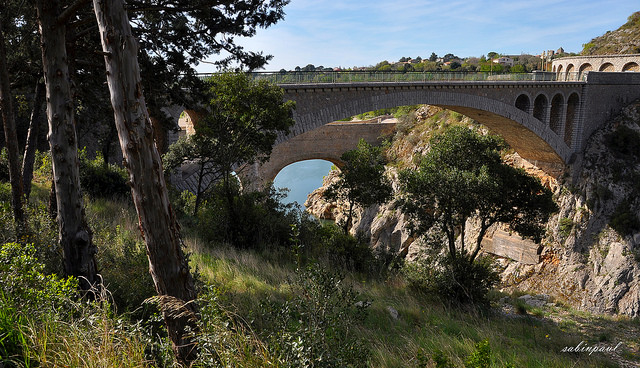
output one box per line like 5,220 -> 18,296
196,1 -> 638,72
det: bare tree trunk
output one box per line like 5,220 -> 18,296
0,17 -> 26,233
35,0 -> 99,294
22,81 -> 45,201
92,0 -> 198,364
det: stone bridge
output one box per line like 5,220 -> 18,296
164,67 -> 640,189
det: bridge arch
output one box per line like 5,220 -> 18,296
533,93 -> 549,123
565,64 -> 575,80
565,93 -> 579,147
599,62 -> 615,72
515,93 -> 531,113
549,93 -> 564,135
287,88 -> 570,167
556,65 -> 563,79
623,62 -> 639,72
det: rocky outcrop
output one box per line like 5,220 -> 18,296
502,101 -> 640,316
305,103 -> 640,317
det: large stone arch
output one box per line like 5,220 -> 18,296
241,121 -> 396,188
288,89 -> 569,167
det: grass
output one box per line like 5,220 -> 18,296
1,182 -> 638,367
187,242 -> 631,367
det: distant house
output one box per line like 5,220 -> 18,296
492,56 -> 514,67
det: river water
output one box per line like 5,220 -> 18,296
273,159 -> 334,206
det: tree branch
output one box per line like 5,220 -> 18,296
57,0 -> 91,25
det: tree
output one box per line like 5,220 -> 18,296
35,0 -> 99,293
164,73 -> 295,218
0,17 -> 25,233
325,139 -> 393,234
92,0 -> 205,363
429,52 -> 438,62
399,126 -> 557,263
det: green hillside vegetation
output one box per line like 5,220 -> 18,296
582,11 -> 640,55
1,112 -> 638,367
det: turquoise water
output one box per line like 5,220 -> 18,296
273,160 -> 334,206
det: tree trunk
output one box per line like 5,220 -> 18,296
92,0 -> 198,364
35,0 -> 99,294
0,17 -> 26,233
22,81 -> 45,201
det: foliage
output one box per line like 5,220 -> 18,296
196,182 -> 300,249
325,139 -> 392,233
193,285 -> 279,367
164,72 -> 295,215
404,254 -> 500,305
609,201 -> 640,237
465,339 -> 491,368
258,265 -> 369,367
0,242 -> 77,365
558,217 -> 575,238
399,126 -> 555,303
78,149 -> 130,199
605,125 -> 640,160
399,126 -> 557,262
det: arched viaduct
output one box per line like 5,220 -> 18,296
552,54 -> 640,80
163,70 -> 640,189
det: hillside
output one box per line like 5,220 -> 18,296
582,11 -> 640,55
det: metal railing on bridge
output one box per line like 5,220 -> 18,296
196,71 -> 585,84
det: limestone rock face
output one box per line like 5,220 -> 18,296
502,101 -> 640,317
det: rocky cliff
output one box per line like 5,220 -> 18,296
305,103 -> 640,317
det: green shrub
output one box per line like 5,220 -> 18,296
78,149 -> 130,199
0,242 -> 77,365
196,183 -> 299,250
558,217 -> 574,238
605,125 -> 640,159
609,201 -> 640,237
258,265 -> 369,367
465,339 -> 491,368
404,254 -> 500,306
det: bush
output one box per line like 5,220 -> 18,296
0,242 -> 77,365
605,125 -> 640,159
78,149 -> 130,199
465,339 -> 491,368
404,254 -> 500,305
196,183 -> 299,250
258,265 -> 369,367
609,201 -> 640,237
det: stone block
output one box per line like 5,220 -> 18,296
482,229 -> 541,264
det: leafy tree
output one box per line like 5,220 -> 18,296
399,126 -> 557,263
443,53 -> 458,62
325,139 -> 393,234
487,51 -> 499,60
165,73 -> 295,243
429,52 -> 438,62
